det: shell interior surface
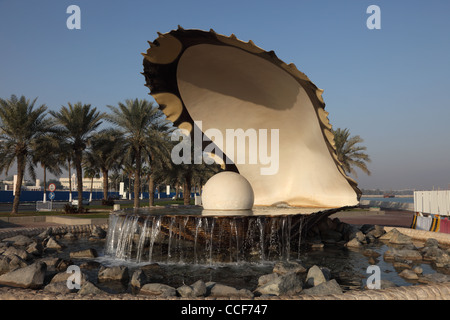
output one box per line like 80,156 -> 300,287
142,28 -> 361,209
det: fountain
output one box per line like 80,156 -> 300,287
106,27 -> 360,264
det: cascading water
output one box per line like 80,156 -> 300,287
104,208 -> 315,265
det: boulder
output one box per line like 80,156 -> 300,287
70,248 -> 98,259
424,238 -> 439,248
389,231 -> 413,245
366,225 -> 386,238
254,272 -> 302,296
3,246 -> 32,261
26,241 -> 43,256
383,248 -> 422,261
273,261 -> 306,275
45,237 -> 65,250
0,255 -> 28,274
98,266 -> 129,283
63,232 -> 77,240
209,283 -> 254,298
0,261 -> 46,289
398,269 -> 419,280
44,270 -> 87,293
2,235 -> 34,247
91,226 -> 107,239
140,283 -> 177,297
306,265 -> 330,287
131,269 -> 148,289
345,238 -> 363,248
418,273 -> 450,284
362,249 -> 381,258
78,281 -> 106,295
177,280 -> 207,298
301,279 -> 342,296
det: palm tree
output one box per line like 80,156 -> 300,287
106,99 -> 166,209
332,127 -> 371,178
86,129 -> 124,201
0,95 -> 53,214
31,133 -> 64,202
49,103 -> 103,211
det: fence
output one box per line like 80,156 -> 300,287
414,190 -> 450,216
36,201 -> 68,212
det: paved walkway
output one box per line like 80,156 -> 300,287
330,209 -> 414,228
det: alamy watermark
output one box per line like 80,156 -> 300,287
66,5 -> 81,30
66,265 -> 81,290
366,265 -> 381,289
171,120 -> 279,176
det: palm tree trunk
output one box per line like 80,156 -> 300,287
43,165 -> 47,203
183,175 -> 191,205
75,150 -> 83,211
68,159 -> 72,202
11,154 -> 25,214
134,147 -> 141,208
102,168 -> 108,200
148,174 -> 155,207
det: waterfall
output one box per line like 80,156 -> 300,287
104,211 -> 308,264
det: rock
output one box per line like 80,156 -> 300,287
421,246 -> 450,267
418,273 -> 450,284
70,248 -> 98,258
379,228 -> 399,241
389,231 -> 413,245
311,242 -> 324,249
363,249 -> 381,258
0,261 -> 46,289
209,283 -> 254,298
306,265 -> 330,287
413,266 -> 423,274
44,281 -> 76,293
2,235 -> 34,247
398,269 -> 419,280
342,224 -> 361,241
424,238 -> 439,248
345,238 -> 363,248
320,229 -> 342,243
131,269 -> 148,289
91,226 -> 107,239
301,279 -> 342,296
79,261 -> 101,270
140,283 -> 177,297
45,237 -> 65,250
366,225 -> 386,238
254,272 -> 302,296
384,248 -> 422,261
78,281 -> 106,295
98,266 -> 129,283
3,246 -> 32,261
393,261 -> 412,269
258,273 -> 279,287
273,261 -> 306,275
360,224 -> 375,234
379,280 -> 398,289
177,280 -> 207,298
39,257 -> 61,272
191,280 -> 207,297
26,241 -> 43,256
63,232 -> 77,240
0,255 -> 28,274
36,228 -> 53,240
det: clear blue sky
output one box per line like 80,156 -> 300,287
1,0 -> 449,191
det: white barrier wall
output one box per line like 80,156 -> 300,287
414,190 -> 450,216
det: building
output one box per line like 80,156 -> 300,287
59,174 -> 106,191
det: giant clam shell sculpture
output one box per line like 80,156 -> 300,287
142,27 -> 361,209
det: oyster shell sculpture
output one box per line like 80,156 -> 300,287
142,27 -> 361,208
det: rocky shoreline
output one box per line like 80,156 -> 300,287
0,217 -> 450,300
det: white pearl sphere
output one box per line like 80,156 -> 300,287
201,172 -> 254,210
